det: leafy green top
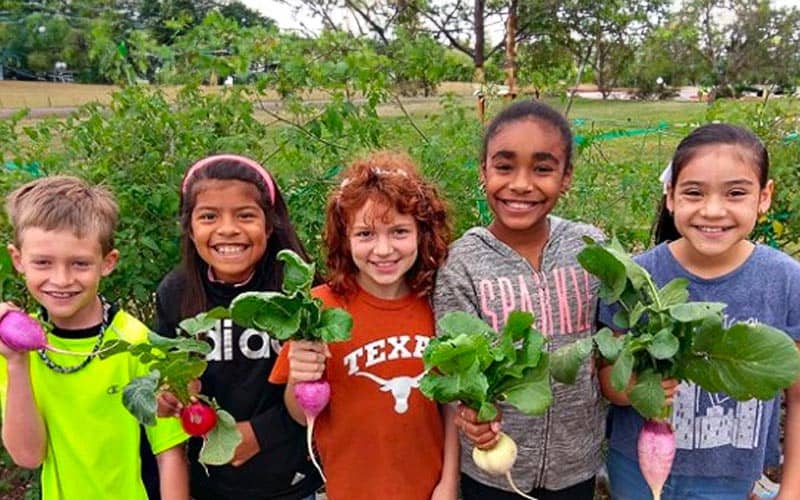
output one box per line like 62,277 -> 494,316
101,306 -> 240,465
419,310 -> 552,422
228,250 -> 352,342
551,239 -> 800,420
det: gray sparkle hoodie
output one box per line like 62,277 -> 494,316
433,216 -> 606,492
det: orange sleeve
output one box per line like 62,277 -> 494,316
268,342 -> 290,384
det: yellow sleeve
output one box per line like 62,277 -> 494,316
113,310 -> 189,454
145,414 -> 188,455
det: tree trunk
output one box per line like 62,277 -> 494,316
474,0 -> 485,83
505,0 -> 518,99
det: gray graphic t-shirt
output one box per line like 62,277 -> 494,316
599,242 -> 800,482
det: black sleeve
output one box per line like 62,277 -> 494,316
153,270 -> 183,338
249,384 -> 306,453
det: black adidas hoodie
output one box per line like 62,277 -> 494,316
153,263 -> 321,500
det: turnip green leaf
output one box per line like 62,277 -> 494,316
550,337 -> 593,384
611,348 -> 635,392
419,361 -> 489,407
657,278 -> 690,308
278,249 -> 314,295
577,244 -> 627,303
683,323 -> 800,400
668,302 -> 727,323
594,327 -> 622,361
178,307 -> 229,337
628,369 -> 666,419
499,357 -> 552,416
315,308 -> 353,342
420,311 -> 553,423
438,311 -> 495,338
228,251 -> 352,343
199,409 -> 242,465
122,370 -> 160,426
647,329 -> 680,360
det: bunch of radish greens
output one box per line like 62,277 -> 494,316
100,307 -> 241,466
228,249 -> 353,482
420,310 -> 552,500
551,239 -> 800,500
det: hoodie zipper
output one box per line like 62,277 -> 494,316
535,405 -> 551,488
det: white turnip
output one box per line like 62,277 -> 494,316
294,379 -> 331,482
472,432 -> 537,500
637,420 -> 676,500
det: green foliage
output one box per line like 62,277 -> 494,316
420,311 -> 552,422
388,28 -> 447,97
705,98 -> 800,250
229,250 -> 352,342
0,445 -> 39,498
551,239 -> 800,420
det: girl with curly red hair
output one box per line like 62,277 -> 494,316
270,150 -> 458,500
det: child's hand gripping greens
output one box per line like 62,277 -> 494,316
287,340 -> 331,384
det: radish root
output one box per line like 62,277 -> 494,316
306,415 -> 326,482
505,472 -> 538,500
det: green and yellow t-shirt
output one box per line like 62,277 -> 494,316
0,310 -> 188,500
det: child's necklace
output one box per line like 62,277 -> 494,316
37,298 -> 111,374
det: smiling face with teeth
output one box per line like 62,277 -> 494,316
667,144 -> 773,273
481,118 -> 572,258
348,199 -> 419,300
190,179 -> 270,284
9,227 -> 118,329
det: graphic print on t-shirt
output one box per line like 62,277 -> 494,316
671,314 -> 765,450
205,318 -> 282,361
342,333 -> 429,414
476,265 -> 595,336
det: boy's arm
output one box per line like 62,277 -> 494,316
777,343 -> 800,500
431,403 -> 460,500
1,350 -> 47,469
155,443 -> 189,500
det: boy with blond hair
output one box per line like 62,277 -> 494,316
0,175 -> 188,499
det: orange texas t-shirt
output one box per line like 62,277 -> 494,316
270,284 -> 445,500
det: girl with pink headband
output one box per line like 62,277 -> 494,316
147,154 -> 322,500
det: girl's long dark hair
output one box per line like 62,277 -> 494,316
179,157 -> 313,318
652,124 -> 769,244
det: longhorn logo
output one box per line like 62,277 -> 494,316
354,370 -> 425,414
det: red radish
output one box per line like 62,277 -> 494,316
180,401 -> 218,436
0,310 -> 102,356
293,379 -> 330,482
637,420 -> 676,500
471,432 -> 537,500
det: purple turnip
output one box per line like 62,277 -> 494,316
0,310 -> 101,356
637,420 -> 676,500
294,379 -> 330,482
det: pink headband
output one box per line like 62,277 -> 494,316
181,154 -> 276,205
